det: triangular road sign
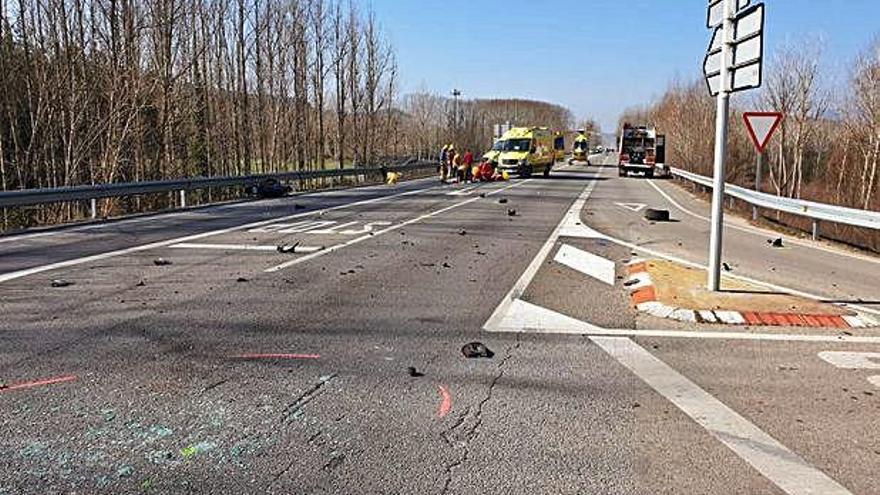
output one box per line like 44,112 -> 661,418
743,112 -> 783,153
615,202 -> 647,213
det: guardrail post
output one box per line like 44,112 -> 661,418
752,205 -> 758,221
179,189 -> 186,208
812,220 -> 819,241
90,198 -> 97,219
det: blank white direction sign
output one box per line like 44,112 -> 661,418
707,0 -> 750,28
704,3 -> 765,96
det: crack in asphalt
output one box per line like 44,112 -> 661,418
439,340 -> 521,494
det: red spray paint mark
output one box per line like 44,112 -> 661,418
0,374 -> 77,393
437,385 -> 452,419
231,353 -> 321,360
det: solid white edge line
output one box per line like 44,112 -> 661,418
554,244 -> 616,286
264,179 -> 530,273
591,337 -> 854,495
482,175 -> 599,332
0,186 -> 432,284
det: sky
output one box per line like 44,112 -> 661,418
369,0 -> 879,132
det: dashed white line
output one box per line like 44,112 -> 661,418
591,336 -> 854,495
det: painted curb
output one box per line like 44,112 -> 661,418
625,260 -> 878,329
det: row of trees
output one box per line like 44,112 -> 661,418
619,38 -> 880,251
0,0 -> 580,230
399,93 -> 575,159
0,0 -> 399,228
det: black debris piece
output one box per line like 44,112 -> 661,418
407,367 -> 424,378
442,262 -> 451,268
623,279 -> 639,287
135,280 -> 146,287
461,342 -> 494,359
769,238 -> 784,248
153,258 -> 173,266
722,263 -> 732,272
644,208 -> 670,222
479,193 -> 487,198
277,242 -> 300,254
507,209 -> 517,217
458,229 -> 467,236
498,198 -> 508,204
236,277 -> 249,283
51,279 -> 74,288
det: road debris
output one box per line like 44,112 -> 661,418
461,342 -> 494,359
442,262 -> 451,269
236,277 -> 249,283
458,229 -> 467,236
479,193 -> 486,198
135,280 -> 146,287
722,263 -> 732,272
50,279 -> 74,288
644,208 -> 670,222
498,198 -> 508,204
407,366 -> 424,377
507,209 -> 517,217
153,258 -> 173,266
294,204 -> 306,210
769,238 -> 784,248
277,242 -> 300,254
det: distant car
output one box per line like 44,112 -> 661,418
249,178 -> 291,198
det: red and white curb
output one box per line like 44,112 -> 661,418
625,260 -> 879,329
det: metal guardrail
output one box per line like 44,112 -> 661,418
0,161 -> 437,209
670,167 -> 880,238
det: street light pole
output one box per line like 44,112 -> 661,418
707,0 -> 733,292
451,89 -> 462,146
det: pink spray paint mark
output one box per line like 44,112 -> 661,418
231,353 -> 321,360
437,385 -> 452,418
0,374 -> 77,393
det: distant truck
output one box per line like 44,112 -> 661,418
618,124 -> 666,178
486,127 -> 556,178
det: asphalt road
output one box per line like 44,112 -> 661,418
1,157 -> 878,494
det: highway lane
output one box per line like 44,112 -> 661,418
582,158 -> 880,312
2,159 -> 878,494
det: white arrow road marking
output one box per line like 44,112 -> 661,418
614,202 -> 647,213
338,221 -> 392,235
553,244 -> 616,285
593,337 -> 854,495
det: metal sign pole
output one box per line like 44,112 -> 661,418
707,0 -> 733,292
753,151 -> 763,221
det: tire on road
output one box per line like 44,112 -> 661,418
644,208 -> 670,222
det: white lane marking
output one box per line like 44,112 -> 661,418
591,337 -> 854,495
265,180 -> 529,273
306,221 -> 359,234
338,221 -> 392,235
553,244 -> 616,285
446,185 -> 480,196
614,202 -> 647,213
483,176 -> 599,332
817,351 -> 880,370
0,177 -> 439,245
0,187 -> 432,284
489,298 -> 880,344
170,243 -> 323,253
868,376 -> 880,388
489,298 -> 607,334
646,178 -> 880,266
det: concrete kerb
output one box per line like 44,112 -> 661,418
625,259 -> 879,329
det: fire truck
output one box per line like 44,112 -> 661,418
618,124 -> 666,178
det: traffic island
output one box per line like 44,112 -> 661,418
626,259 -> 878,328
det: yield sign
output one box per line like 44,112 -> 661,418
743,111 -> 782,153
